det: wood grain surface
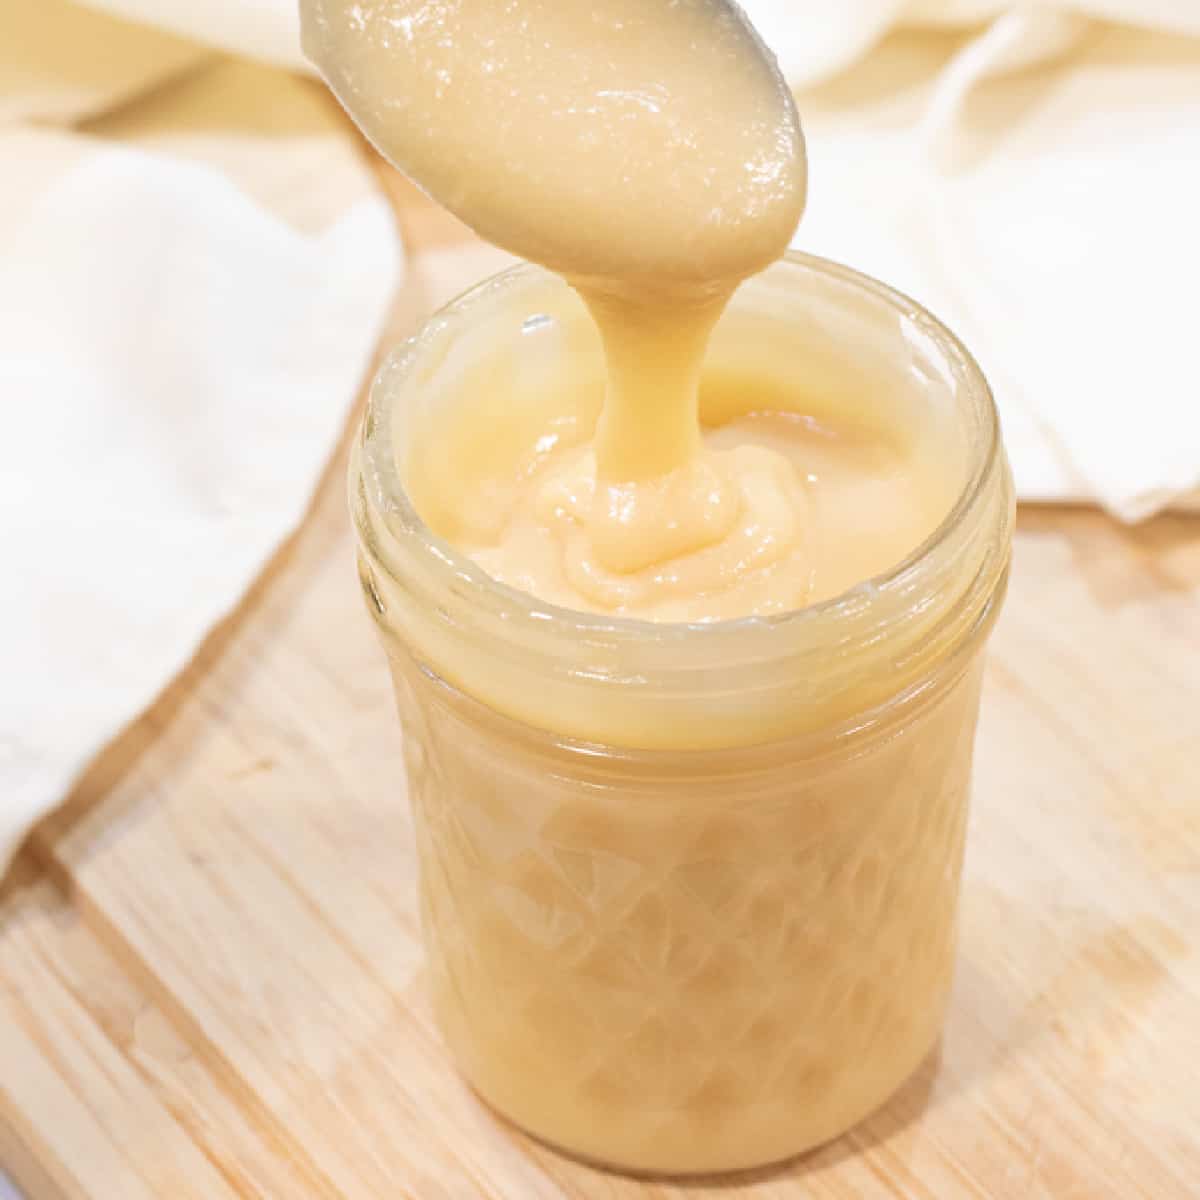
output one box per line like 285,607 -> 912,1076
2,156 -> 1199,1200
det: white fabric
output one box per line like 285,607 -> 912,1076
72,0 -> 309,70
0,0 -> 401,874
743,0 -> 1200,516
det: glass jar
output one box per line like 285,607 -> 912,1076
350,253 -> 1014,1175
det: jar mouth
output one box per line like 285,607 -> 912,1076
389,558 -> 1007,768
357,250 -> 1002,647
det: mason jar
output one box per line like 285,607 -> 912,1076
350,253 -> 1014,1175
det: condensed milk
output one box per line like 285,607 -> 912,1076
311,0 -> 1015,1173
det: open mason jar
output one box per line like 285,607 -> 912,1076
350,253 -> 1014,1175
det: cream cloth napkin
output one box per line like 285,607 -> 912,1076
0,0 -> 400,875
743,0 -> 1200,517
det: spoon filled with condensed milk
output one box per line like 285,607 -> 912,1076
303,0 -> 807,586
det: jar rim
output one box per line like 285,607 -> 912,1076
357,250 -> 1003,648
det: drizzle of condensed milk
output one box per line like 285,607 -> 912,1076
307,0 -> 945,619
302,0 -> 832,607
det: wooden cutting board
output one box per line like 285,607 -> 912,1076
3,158 -> 1200,1200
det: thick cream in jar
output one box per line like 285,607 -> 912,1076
351,258 -> 1013,1172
